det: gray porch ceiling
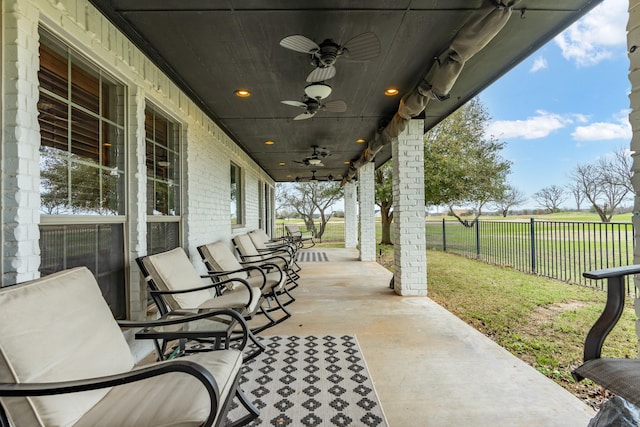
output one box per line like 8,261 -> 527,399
88,0 -> 602,182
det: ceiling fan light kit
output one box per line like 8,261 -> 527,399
304,82 -> 332,100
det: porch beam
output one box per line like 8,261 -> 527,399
392,119 -> 427,296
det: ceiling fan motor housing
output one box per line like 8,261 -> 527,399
314,39 -> 343,67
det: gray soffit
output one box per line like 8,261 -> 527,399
88,0 -> 603,182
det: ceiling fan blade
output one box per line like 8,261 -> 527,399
294,112 -> 316,120
321,99 -> 347,113
281,100 -> 307,108
343,32 -> 381,61
306,65 -> 336,83
280,35 -> 319,53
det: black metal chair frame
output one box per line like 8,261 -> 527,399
572,265 -> 640,407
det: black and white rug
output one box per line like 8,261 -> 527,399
227,335 -> 388,427
297,251 -> 329,262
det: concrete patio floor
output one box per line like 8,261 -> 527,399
265,247 -> 595,427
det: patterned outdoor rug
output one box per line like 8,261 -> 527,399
227,335 -> 388,427
297,251 -> 329,262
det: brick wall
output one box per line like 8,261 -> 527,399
2,0 -> 274,322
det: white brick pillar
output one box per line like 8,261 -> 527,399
392,119 -> 427,296
358,162 -> 376,261
2,1 -> 42,285
627,0 -> 640,345
344,182 -> 358,248
127,87 -> 148,320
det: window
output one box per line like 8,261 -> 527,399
145,105 -> 181,254
38,36 -> 125,215
231,163 -> 243,225
37,31 -> 127,319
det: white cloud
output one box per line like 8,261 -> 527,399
554,0 -> 627,66
487,110 -> 574,139
530,56 -> 548,73
572,110 -> 632,141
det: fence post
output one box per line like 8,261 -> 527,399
475,218 -> 480,257
442,218 -> 447,251
530,218 -> 536,273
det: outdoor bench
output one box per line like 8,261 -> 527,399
572,264 -> 640,407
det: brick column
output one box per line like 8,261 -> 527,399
2,1 -> 41,285
344,182 -> 358,248
358,162 -> 376,261
627,0 -> 640,343
392,119 -> 427,296
127,87 -> 148,320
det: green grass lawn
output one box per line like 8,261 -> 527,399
375,246 -> 638,408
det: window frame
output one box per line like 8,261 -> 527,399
230,162 -> 244,227
144,103 -> 183,256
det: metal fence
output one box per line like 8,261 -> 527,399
427,218 -> 636,295
279,218 -> 637,295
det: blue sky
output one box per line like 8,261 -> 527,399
480,0 -> 630,210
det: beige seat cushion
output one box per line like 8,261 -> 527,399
234,234 -> 289,271
75,350 -> 242,427
246,272 -> 285,294
198,286 -> 261,314
143,248 -> 218,309
200,241 -> 248,286
0,267 -> 135,427
201,241 -> 284,294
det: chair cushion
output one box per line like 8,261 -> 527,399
233,234 -> 261,258
573,358 -> 640,407
199,286 -> 261,314
246,272 -> 285,294
75,350 -> 243,427
0,267 -> 134,427
200,242 -> 247,287
143,248 -> 214,309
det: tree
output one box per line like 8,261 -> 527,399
566,181 -> 585,211
491,185 -> 527,217
278,181 -> 343,240
569,149 -> 632,223
375,161 -> 393,245
424,98 -> 511,226
532,185 -> 566,213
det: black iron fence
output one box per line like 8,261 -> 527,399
426,218 -> 636,295
278,218 -> 637,295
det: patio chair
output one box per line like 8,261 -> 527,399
0,266 -> 259,427
232,233 -> 300,290
572,265 -> 640,407
249,229 -> 301,273
285,224 -> 315,249
136,247 -> 265,359
198,240 -> 293,333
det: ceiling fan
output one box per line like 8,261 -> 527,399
294,145 -> 331,167
280,32 -> 381,82
281,96 -> 347,120
295,170 -> 338,183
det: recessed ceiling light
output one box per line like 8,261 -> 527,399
344,161 -> 351,165
235,89 -> 251,97
384,88 -> 399,96
265,140 -> 275,145
356,138 -> 365,144
279,162 -> 286,166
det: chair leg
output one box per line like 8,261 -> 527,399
227,387 -> 260,427
242,330 -> 266,362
